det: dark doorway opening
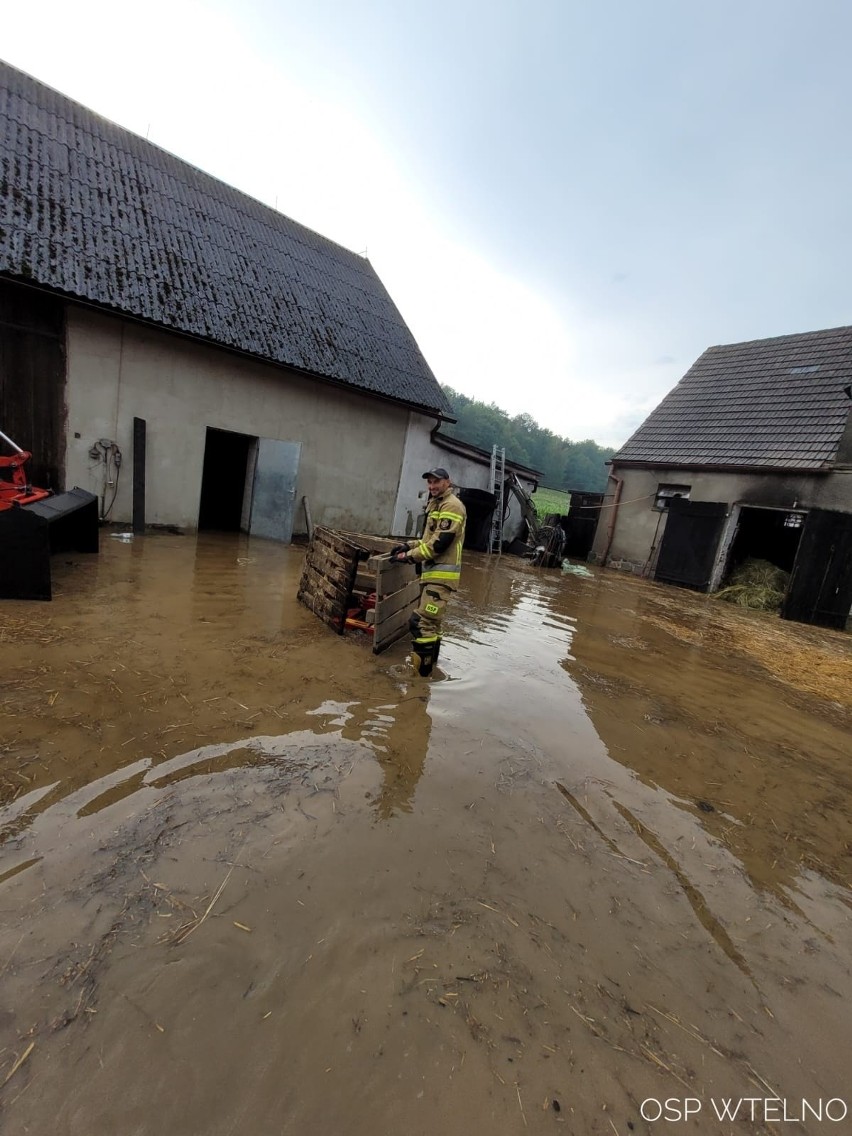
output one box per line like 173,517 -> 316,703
725,507 -> 804,577
198,428 -> 252,531
561,489 -> 604,560
782,508 -> 852,628
458,487 -> 497,551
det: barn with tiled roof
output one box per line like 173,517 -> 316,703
590,328 -> 852,629
0,59 -> 453,537
613,327 -> 852,472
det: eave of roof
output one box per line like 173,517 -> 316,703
433,429 -> 542,480
609,458 -> 834,475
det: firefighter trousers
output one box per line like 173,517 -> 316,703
412,582 -> 453,640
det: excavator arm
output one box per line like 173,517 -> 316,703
506,472 -> 541,544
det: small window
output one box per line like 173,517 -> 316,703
783,512 -> 804,528
655,483 -> 691,511
789,365 -> 819,375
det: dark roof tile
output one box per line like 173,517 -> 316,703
0,61 -> 451,416
615,326 -> 852,470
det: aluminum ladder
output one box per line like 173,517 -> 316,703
488,444 -> 506,553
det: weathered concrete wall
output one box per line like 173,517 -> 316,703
590,465 -> 852,572
391,417 -> 443,537
64,306 -> 418,535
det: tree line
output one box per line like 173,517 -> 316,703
441,385 -> 615,492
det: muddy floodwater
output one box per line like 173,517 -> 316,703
1,532 -> 851,1135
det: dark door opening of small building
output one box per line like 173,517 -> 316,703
782,508 -> 852,629
654,498 -> 728,590
198,427 -> 252,531
724,506 -> 804,579
561,489 -> 605,560
457,487 -> 497,552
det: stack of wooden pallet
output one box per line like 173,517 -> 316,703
297,526 -> 420,653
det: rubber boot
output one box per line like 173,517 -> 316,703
411,636 -> 438,677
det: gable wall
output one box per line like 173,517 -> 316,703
64,306 -> 416,534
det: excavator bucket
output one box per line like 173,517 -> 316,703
0,487 -> 99,600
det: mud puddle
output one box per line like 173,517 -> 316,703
1,533 -> 850,1134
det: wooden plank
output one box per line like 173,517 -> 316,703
299,589 -> 337,620
305,543 -> 357,579
332,533 -> 380,557
300,572 -> 350,604
303,556 -> 353,594
304,563 -> 349,599
297,526 -> 361,633
297,589 -> 346,631
372,559 -> 416,595
298,554 -> 351,597
373,603 -> 416,652
300,573 -> 352,609
308,546 -> 361,583
354,569 -> 377,592
301,530 -> 361,589
363,537 -> 402,553
298,573 -> 350,612
374,578 -> 420,622
336,530 -> 402,554
313,526 -> 364,556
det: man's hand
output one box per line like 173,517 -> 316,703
389,544 -> 409,558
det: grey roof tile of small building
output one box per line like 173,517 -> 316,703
0,61 -> 451,416
614,325 -> 852,470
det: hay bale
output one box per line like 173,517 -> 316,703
716,558 -> 790,612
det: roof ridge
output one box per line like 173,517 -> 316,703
704,324 -> 852,353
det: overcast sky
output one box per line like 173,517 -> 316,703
5,0 -> 852,446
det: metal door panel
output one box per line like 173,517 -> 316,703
249,439 -> 301,542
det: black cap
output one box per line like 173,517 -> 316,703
422,467 -> 450,479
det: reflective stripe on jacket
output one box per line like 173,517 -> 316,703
406,488 -> 466,590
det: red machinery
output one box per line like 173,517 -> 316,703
0,428 -> 99,600
0,428 -> 52,510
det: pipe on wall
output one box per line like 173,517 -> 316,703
601,474 -> 623,565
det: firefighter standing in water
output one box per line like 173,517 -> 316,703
391,467 -> 466,676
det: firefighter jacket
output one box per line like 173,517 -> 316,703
405,487 -> 466,589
